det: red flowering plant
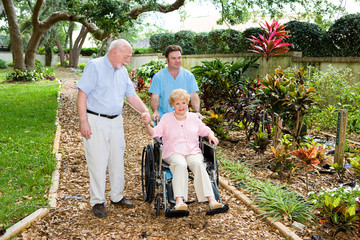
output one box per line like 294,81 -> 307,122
248,19 -> 292,62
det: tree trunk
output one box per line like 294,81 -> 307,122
54,32 -> 66,67
2,0 -> 25,71
69,25 -> 88,68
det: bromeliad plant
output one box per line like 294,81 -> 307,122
134,60 -> 166,92
248,19 -> 292,62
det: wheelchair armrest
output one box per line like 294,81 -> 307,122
154,137 -> 162,145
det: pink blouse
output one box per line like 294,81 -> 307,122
151,112 -> 211,159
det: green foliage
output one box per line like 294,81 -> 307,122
327,14 -> 360,57
6,67 -> 56,82
306,66 -> 360,133
0,59 -> 8,69
174,30 -> 196,55
251,181 -> 314,224
134,60 -> 166,92
248,130 -> 270,154
202,110 -> 230,140
285,20 -> 329,57
81,47 -> 105,56
78,63 -> 86,71
194,32 -> 209,54
239,27 -> 265,52
133,48 -> 154,54
149,33 -> 175,53
268,142 -> 294,178
208,29 -> 243,54
349,157 -> 360,178
256,67 -> 318,142
0,81 -> 59,229
309,188 -> 360,236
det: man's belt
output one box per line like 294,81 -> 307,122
87,109 -> 119,119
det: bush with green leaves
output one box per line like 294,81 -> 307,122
308,186 -> 360,236
207,29 -> 243,54
0,59 -> 8,69
134,60 -> 166,91
149,33 -> 175,53
194,32 -> 209,54
306,66 -> 360,133
327,14 -> 360,57
133,48 -> 153,54
239,27 -> 265,52
285,20 -> 329,57
6,67 -> 56,82
174,30 -> 196,55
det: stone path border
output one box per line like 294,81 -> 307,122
0,101 -> 303,240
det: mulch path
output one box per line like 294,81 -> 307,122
17,68 -> 283,239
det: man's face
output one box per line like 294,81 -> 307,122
115,46 -> 132,68
166,51 -> 182,70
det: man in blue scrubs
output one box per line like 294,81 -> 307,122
77,39 -> 151,218
149,45 -> 202,120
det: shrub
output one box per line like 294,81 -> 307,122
327,13 -> 360,57
134,60 -> 166,92
174,30 -> 196,55
78,63 -> 86,71
239,27 -> 265,52
34,59 -> 43,70
0,59 -> 8,69
208,29 -> 242,53
133,48 -> 154,54
150,33 -> 175,53
285,20 -> 329,57
194,32 -> 209,54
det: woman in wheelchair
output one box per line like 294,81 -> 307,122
142,89 -> 222,212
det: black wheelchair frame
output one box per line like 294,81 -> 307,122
141,137 -> 228,217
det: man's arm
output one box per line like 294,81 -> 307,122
127,94 -> 151,124
77,89 -> 92,140
150,93 -> 160,121
190,92 -> 203,119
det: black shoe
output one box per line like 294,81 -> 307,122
111,197 -> 134,208
92,203 -> 108,218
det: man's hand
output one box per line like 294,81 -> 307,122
80,120 -> 92,140
142,112 -> 151,125
151,111 -> 160,122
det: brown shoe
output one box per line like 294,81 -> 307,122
111,197 -> 134,208
92,203 -> 107,218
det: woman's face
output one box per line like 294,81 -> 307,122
173,98 -> 188,116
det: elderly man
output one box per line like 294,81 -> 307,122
77,39 -> 151,218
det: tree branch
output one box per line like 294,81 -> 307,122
127,0 -> 185,19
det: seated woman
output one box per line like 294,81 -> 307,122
141,89 -> 222,211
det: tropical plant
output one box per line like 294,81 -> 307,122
312,194 -> 359,236
248,130 -> 271,154
248,19 -> 292,62
331,163 -> 347,182
291,146 -> 320,192
134,60 -> 166,92
268,145 -> 294,178
202,110 -> 230,140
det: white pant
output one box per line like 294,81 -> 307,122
83,113 -> 125,207
165,153 -> 214,202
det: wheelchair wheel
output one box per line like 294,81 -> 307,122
155,193 -> 161,217
141,145 -> 156,203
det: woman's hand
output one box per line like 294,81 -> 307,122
208,133 -> 219,146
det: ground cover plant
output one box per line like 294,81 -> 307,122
0,77 -> 59,230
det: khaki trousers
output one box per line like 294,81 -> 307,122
83,113 -> 125,207
165,153 -> 214,202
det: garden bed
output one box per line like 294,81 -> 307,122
219,129 -> 360,239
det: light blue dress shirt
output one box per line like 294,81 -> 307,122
76,55 -> 136,115
149,67 -> 199,117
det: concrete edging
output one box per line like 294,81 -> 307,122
219,177 -> 303,240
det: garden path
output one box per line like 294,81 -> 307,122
17,68 -> 283,239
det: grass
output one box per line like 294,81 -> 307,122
0,77 -> 59,229
218,152 -> 314,224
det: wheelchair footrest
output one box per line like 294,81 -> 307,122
165,208 -> 190,218
205,203 -> 230,216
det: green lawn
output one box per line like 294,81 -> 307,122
0,78 -> 59,229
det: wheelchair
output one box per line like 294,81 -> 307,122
141,136 -> 229,218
